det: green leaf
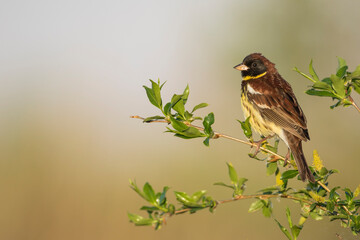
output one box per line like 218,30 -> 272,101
172,133 -> 193,139
182,85 -> 190,105
321,77 -> 332,85
319,167 -> 328,176
173,99 -> 185,117
160,80 -> 167,90
167,126 -> 204,139
184,111 -> 193,121
238,178 -> 248,186
203,137 -> 210,146
274,219 -> 293,240
168,204 -> 175,215
337,56 -> 347,69
192,103 -> 209,113
329,186 -> 340,201
213,182 -> 235,189
312,81 -> 332,91
158,186 -> 169,206
171,94 -> 185,116
262,203 -> 272,218
281,170 -> 299,180
234,177 -> 247,196
174,191 -> 206,208
237,117 -> 253,139
293,67 -> 316,83
128,213 -> 156,226
150,80 -> 162,108
248,200 -> 264,213
171,94 -> 182,106
227,162 -> 238,184
174,191 -> 192,205
164,102 -> 172,115
169,116 -> 189,131
286,207 -> 293,228
344,188 -> 353,202
352,80 -> 360,94
291,225 -> 302,239
350,65 -> 360,78
330,74 -> 345,98
203,112 -> 215,136
305,89 -> 336,98
143,86 -> 161,108
326,201 -> 335,212
129,179 -> 148,200
143,182 -> 156,203
143,115 -> 165,122
182,126 -> 203,138
140,206 -> 159,212
191,190 -> 207,202
330,100 -> 341,109
336,66 -> 348,79
309,59 -> 319,82
266,162 -> 278,176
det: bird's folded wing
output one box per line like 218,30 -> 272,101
247,85 -> 309,141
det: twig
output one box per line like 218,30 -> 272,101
130,115 -> 284,160
348,95 -> 360,113
171,193 -> 325,217
217,194 -> 314,205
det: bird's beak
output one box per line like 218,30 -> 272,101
234,64 -> 249,71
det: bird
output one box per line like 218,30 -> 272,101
234,53 -> 315,183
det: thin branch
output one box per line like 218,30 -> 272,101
217,194 -> 314,205
317,181 -> 330,192
130,115 -> 284,160
170,193 -> 325,217
348,95 -> 360,113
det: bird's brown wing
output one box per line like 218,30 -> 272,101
246,79 -> 309,141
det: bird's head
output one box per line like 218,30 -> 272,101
234,53 -> 275,79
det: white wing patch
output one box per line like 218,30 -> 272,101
256,103 -> 270,109
247,84 -> 262,95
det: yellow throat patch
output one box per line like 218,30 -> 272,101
242,71 -> 267,81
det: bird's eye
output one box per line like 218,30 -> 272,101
252,62 -> 257,68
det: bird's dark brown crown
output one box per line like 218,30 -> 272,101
241,53 -> 276,78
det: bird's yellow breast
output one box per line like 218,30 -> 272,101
241,90 -> 281,137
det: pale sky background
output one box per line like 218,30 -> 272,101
1,0 -> 360,239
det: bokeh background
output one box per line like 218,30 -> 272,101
1,0 -> 360,239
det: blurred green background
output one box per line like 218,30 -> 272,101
1,0 -> 360,239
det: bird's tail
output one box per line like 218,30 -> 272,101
284,131 -> 315,183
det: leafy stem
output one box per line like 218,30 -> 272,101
131,115 -> 352,216
294,57 -> 360,112
130,115 -> 284,160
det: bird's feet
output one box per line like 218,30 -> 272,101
283,149 -> 291,167
250,135 -> 273,157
